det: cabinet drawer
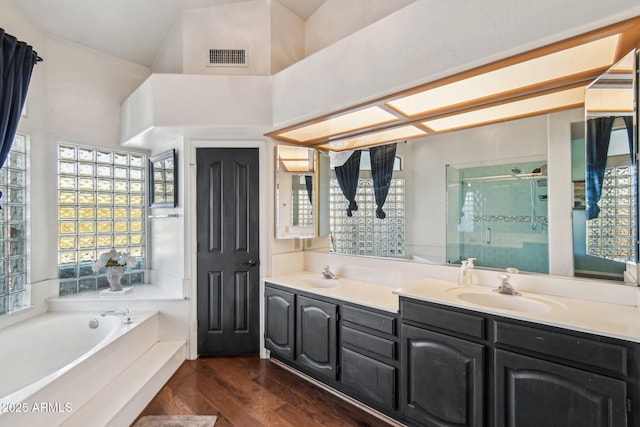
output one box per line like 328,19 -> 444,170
494,321 -> 628,375
341,347 -> 397,411
401,300 -> 485,339
342,305 -> 396,335
342,326 -> 396,360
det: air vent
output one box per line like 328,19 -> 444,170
207,48 -> 248,67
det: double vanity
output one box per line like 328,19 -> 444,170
264,271 -> 640,427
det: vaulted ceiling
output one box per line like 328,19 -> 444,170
11,0 -> 327,67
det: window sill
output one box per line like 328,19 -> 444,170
48,284 -> 185,302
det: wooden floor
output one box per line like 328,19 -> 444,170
133,356 -> 395,427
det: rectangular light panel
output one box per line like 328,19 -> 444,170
317,125 -> 428,151
422,86 -> 586,132
276,106 -> 400,143
388,35 -> 620,117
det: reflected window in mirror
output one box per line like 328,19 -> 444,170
329,149 -> 405,257
583,49 -> 638,279
148,149 -> 177,208
586,123 -> 636,263
275,145 -> 317,239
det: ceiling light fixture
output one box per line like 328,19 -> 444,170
267,16 -> 640,151
316,125 -> 428,151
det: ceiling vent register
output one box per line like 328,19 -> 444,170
207,48 -> 248,67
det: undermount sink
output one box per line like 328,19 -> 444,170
448,288 -> 564,313
303,278 -> 340,288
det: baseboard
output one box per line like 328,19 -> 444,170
269,358 -> 406,427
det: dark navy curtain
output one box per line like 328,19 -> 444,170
586,117 -> 615,220
1,29 -> 40,170
334,150 -> 361,216
623,116 -> 635,161
304,175 -> 313,205
369,143 -> 397,219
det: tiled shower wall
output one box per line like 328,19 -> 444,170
448,160 -> 549,273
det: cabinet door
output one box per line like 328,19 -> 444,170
264,286 -> 295,360
495,349 -> 627,427
296,295 -> 338,381
342,347 -> 397,412
402,324 -> 484,427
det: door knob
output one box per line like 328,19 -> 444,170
243,258 -> 259,266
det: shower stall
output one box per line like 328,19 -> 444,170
446,158 -> 549,273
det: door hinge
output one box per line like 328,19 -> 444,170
627,398 -> 632,412
336,313 -> 340,322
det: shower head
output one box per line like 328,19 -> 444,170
511,167 -> 522,174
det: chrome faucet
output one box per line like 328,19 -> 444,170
322,265 -> 337,280
495,274 -> 520,296
101,308 -> 132,324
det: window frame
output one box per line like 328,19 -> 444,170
56,143 -> 147,295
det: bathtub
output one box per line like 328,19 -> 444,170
0,310 -> 159,427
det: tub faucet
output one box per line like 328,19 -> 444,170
101,308 -> 132,324
322,265 -> 337,280
495,274 -> 520,296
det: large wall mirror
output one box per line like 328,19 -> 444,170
149,149 -> 177,208
314,50 -> 639,287
584,49 -> 638,277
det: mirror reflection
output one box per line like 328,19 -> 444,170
584,50 -> 637,271
148,149 -> 177,208
318,50 -> 638,285
275,146 -> 316,239
446,157 -> 549,273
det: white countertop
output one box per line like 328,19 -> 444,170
267,272 -> 640,344
265,272 -> 399,313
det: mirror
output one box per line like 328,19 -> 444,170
148,149 -> 177,208
316,51 -> 639,286
275,146 -> 317,239
584,50 -> 637,273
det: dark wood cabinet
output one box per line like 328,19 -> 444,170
400,297 -> 639,427
296,295 -> 338,381
341,347 -> 397,410
264,286 -> 295,360
265,285 -> 639,427
402,323 -> 484,427
340,304 -> 400,416
495,349 -> 628,427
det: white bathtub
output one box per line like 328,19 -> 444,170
0,310 -> 159,427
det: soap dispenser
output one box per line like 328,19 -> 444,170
458,260 -> 469,286
466,258 -> 476,285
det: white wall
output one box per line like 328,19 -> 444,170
1,0 -> 152,326
305,0 -> 415,56
182,1 -> 272,75
151,18 -> 183,73
270,0 -> 305,74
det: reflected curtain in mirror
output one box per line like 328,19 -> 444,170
586,117 -> 615,220
369,143 -> 397,219
334,150 -> 362,216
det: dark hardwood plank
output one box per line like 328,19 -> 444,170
133,356 -> 395,427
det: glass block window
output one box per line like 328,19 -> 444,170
587,165 -> 636,262
329,178 -> 405,257
57,145 -> 146,295
0,134 -> 28,315
294,175 -> 313,227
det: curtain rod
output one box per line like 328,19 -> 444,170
1,28 -> 43,63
